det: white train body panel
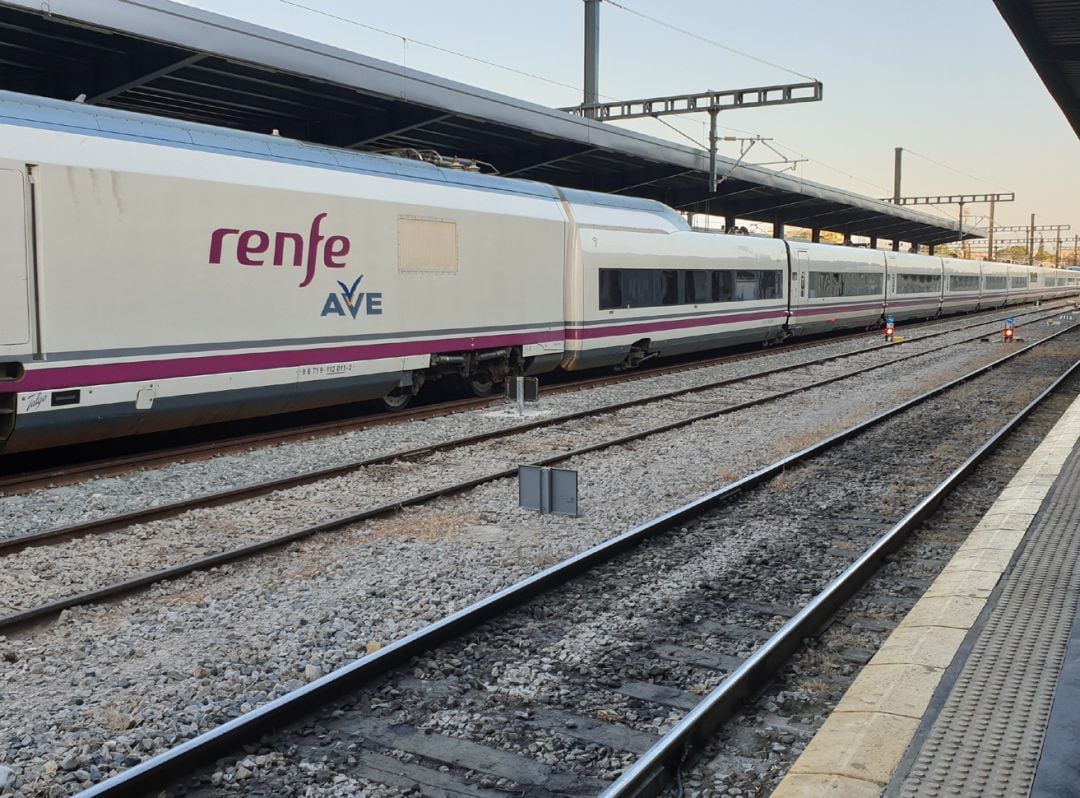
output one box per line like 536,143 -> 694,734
564,231 -> 788,370
884,251 -> 944,321
941,257 -> 982,314
981,262 -> 1010,309
0,165 -> 32,353
787,243 -> 886,335
1005,264 -> 1028,306
1025,266 -> 1047,303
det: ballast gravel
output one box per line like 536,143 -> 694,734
0,316 -> 1074,796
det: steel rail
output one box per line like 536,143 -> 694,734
602,359 -> 1080,798
2,322 -> 1073,631
1,306 -> 1063,558
73,323 -> 1080,798
1,301 -> 1063,493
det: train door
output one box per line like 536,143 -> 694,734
884,253 -> 895,306
0,167 -> 31,349
786,249 -> 809,332
795,249 -> 809,303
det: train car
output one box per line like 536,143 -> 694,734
1025,266 -> 1047,303
0,91 -> 577,452
785,243 -> 886,335
980,261 -> 1010,309
1005,264 -> 1029,306
884,251 -> 944,321
941,257 -> 982,314
1049,269 -> 1079,299
564,229 -> 789,370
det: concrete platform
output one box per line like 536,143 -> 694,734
772,390 -> 1080,798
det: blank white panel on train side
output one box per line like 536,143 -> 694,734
0,168 -> 30,348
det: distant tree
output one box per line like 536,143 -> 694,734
820,231 -> 844,245
936,245 -> 958,258
997,245 -> 1029,263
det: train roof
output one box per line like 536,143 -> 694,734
0,89 -> 684,224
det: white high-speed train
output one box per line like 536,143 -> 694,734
0,90 -> 1076,453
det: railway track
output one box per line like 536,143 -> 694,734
73,309 -> 1080,797
671,410 -> 1065,796
1,310 -> 1073,634
0,301 -> 1066,494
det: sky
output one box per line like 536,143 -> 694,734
174,0 -> 1079,243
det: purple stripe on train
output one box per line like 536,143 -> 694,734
15,329 -> 564,392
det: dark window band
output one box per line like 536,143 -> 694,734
599,267 -> 782,310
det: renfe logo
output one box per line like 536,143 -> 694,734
209,212 -> 350,287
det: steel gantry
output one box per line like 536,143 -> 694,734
563,82 -> 823,192
884,192 -> 1015,249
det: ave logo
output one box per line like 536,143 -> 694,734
321,275 -> 383,319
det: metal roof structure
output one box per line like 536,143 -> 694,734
0,0 -> 981,245
994,0 -> 1080,138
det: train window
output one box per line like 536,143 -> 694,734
684,270 -> 712,303
624,270 -> 668,307
1010,276 -> 1026,288
1030,272 -> 1039,282
843,272 -> 884,296
949,275 -> 979,291
984,275 -> 1007,289
661,270 -> 680,305
763,271 -> 782,299
712,270 -> 735,302
896,273 -> 942,293
807,271 -> 883,297
599,270 -> 622,309
597,268 -> 679,308
808,272 -> 841,298
599,268 -> 781,309
734,270 -> 782,300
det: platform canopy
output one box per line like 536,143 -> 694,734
995,0 -> 1080,139
0,0 -> 982,245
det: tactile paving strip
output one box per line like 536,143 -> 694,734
890,442 -> 1080,798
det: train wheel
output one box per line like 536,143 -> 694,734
381,388 -> 413,411
465,370 -> 495,397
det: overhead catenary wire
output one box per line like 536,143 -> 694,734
899,149 -> 1068,229
602,0 -> 818,82
276,0 -> 583,93
902,148 -> 1008,192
